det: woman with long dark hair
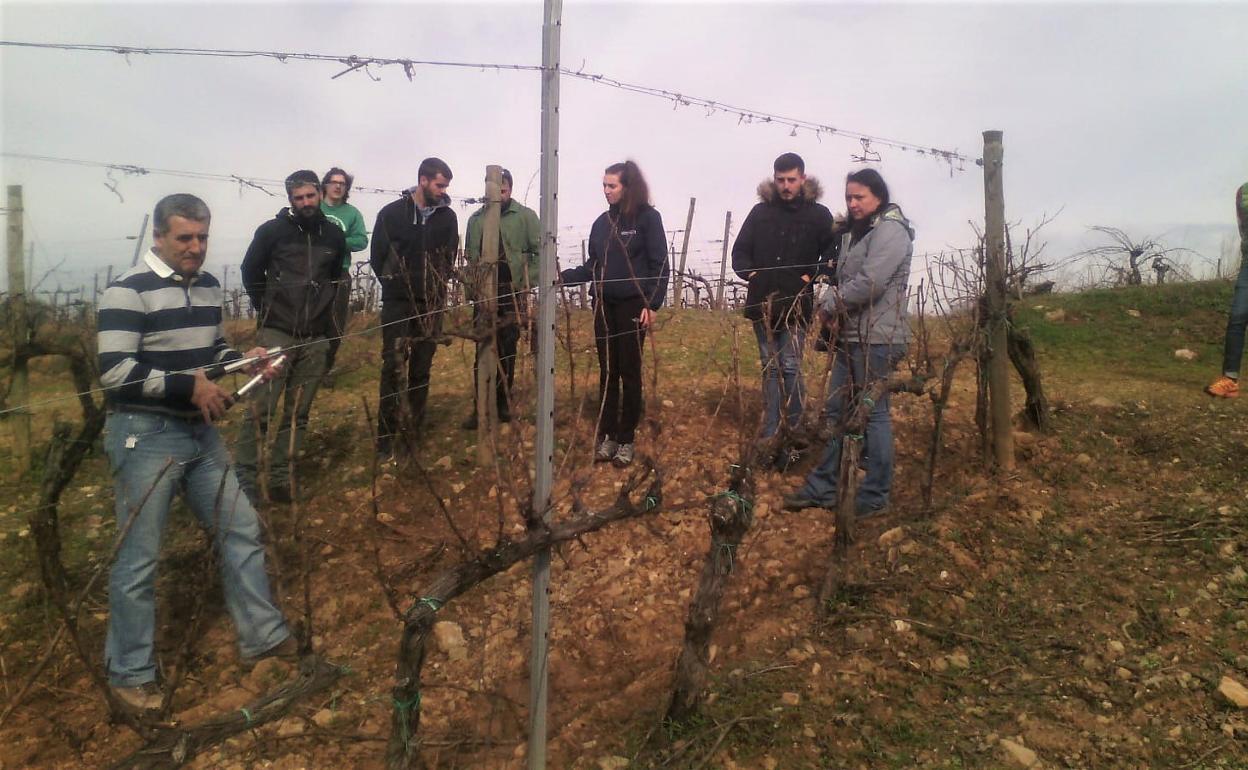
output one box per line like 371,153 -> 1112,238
561,160 -> 669,467
784,168 -> 914,516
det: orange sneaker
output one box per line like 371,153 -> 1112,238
1206,376 -> 1240,398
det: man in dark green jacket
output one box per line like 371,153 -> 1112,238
461,168 -> 541,428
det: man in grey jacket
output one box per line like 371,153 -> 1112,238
785,168 -> 913,517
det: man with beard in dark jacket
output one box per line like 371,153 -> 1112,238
236,170 -> 347,503
732,152 -> 837,469
370,157 -> 459,460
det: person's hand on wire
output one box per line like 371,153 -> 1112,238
639,307 -> 657,329
242,347 -> 285,382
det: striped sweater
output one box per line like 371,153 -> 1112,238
97,250 -> 241,418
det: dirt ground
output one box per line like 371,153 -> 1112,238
2,287 -> 1247,769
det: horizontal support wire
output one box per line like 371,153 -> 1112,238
0,40 -> 970,168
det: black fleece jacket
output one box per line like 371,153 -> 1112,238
370,192 -> 459,306
560,204 -> 670,310
241,207 -> 346,337
731,177 -> 837,326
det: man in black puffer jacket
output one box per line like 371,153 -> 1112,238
370,157 -> 459,459
732,153 -> 837,466
236,170 -> 347,502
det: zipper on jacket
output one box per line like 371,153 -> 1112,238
306,231 -> 313,328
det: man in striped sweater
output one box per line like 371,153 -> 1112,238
97,193 -> 295,715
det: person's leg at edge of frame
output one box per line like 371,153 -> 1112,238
595,301 -> 619,440
186,425 -> 290,658
269,337 -> 329,496
1209,260 -> 1248,397
325,274 -> 350,373
781,323 -> 807,433
752,320 -> 781,440
406,337 -> 437,439
497,320 -> 520,419
377,313 -> 404,456
617,300 -> 646,445
104,411 -> 184,687
856,343 -> 907,513
790,346 -> 852,507
233,326 -> 289,496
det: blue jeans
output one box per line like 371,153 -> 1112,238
753,322 -> 806,439
104,411 -> 289,687
1221,260 -> 1248,378
797,343 -> 908,510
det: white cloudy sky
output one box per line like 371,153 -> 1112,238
2,0 -> 1246,295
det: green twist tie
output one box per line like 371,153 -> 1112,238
239,707 -> 254,726
713,490 -> 753,515
418,597 -> 443,613
862,397 -> 875,409
643,495 -> 658,511
393,694 -> 422,754
712,540 -> 738,574
845,432 -> 864,441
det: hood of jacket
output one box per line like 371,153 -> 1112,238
401,189 -> 453,209
855,202 -> 914,241
275,206 -> 330,234
756,176 -> 823,206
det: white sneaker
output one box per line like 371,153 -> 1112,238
595,438 -> 619,462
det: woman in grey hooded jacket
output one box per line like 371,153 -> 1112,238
785,168 -> 913,516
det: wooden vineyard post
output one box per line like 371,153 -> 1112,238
982,130 -> 1014,471
674,196 -> 695,307
6,185 -> 31,472
475,165 -> 504,466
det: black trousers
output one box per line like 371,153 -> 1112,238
471,290 -> 531,416
378,301 -> 440,449
594,297 -> 647,443
325,275 -> 352,370
473,323 -> 522,416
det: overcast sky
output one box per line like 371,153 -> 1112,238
2,0 -> 1246,295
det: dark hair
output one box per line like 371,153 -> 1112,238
153,193 -> 210,235
773,152 -> 805,174
285,169 -> 321,197
321,167 -> 353,202
845,168 -> 890,208
418,157 -> 453,183
604,160 -> 651,218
